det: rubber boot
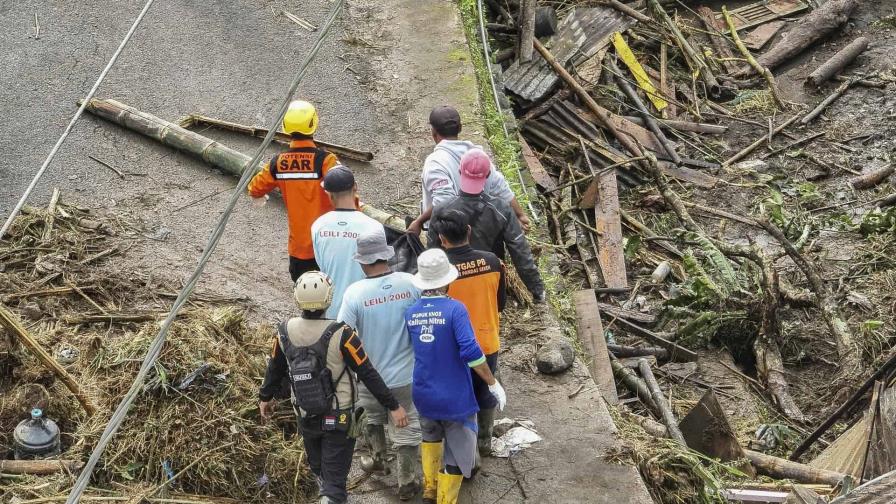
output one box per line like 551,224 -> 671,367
421,441 -> 443,503
396,444 -> 420,501
437,472 -> 463,504
477,408 -> 496,457
359,423 -> 388,474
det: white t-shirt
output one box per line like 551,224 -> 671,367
311,210 -> 384,319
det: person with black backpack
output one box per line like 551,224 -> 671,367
259,271 -> 408,504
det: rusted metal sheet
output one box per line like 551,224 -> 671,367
680,391 -> 751,464
504,6 -> 634,101
744,20 -> 786,50
573,290 -> 618,404
715,0 -> 808,32
594,169 -> 628,289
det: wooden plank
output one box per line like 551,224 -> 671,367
743,21 -> 786,50
714,0 -> 808,31
518,133 -> 556,191
658,162 -> 719,189
594,169 -> 628,289
573,290 -> 619,404
609,316 -> 699,362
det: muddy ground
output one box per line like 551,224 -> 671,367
0,0 -> 652,502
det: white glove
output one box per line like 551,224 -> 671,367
489,381 -> 507,411
251,195 -> 269,208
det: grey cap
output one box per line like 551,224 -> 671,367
353,227 -> 394,265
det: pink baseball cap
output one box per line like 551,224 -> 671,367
459,148 -> 491,194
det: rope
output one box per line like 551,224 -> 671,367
63,1 -> 346,501
0,0 -> 159,240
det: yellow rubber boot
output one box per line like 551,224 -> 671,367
421,441 -> 443,503
437,472 -> 463,504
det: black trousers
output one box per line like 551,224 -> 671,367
302,416 -> 356,504
289,256 -> 320,283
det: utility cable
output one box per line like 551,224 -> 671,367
475,0 -> 539,222
0,0 -> 159,240
63,1 -> 346,501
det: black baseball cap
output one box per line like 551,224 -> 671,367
429,105 -> 462,136
321,165 -> 355,192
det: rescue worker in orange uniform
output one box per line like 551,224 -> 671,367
248,100 -> 340,282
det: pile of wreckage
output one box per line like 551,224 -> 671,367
480,0 -> 896,502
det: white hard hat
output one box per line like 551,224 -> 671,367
294,271 -> 334,311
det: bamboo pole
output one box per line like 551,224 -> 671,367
607,58 -> 680,164
0,459 -> 84,475
722,7 -> 785,109
639,358 -> 687,445
611,358 -> 658,411
745,450 -> 846,486
83,98 -> 410,233
0,304 -> 97,416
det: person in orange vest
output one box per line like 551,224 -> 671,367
248,100 -> 340,282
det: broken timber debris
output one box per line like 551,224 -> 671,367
746,450 -> 848,486
0,459 -> 84,475
756,0 -> 859,72
849,165 -> 894,191
807,37 -> 869,87
179,113 -> 374,162
638,358 -> 686,446
573,290 -> 618,404
84,98 -> 400,231
0,303 -> 97,416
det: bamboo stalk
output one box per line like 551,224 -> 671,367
745,450 -> 846,486
611,359 -> 658,410
639,358 -> 686,445
607,58 -> 680,163
801,79 -> 854,124
0,304 -> 97,416
722,6 -> 785,109
0,459 -> 83,475
647,0 -> 720,94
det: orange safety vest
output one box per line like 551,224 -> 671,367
248,139 -> 338,259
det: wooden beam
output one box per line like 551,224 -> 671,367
594,168 -> 628,289
518,133 -> 556,191
573,290 -> 618,404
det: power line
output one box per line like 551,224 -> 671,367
63,1 -> 347,501
0,0 -> 159,240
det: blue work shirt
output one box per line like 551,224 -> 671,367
405,295 -> 485,421
312,209 -> 384,319
338,272 -> 421,388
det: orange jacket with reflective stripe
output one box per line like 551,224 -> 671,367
248,139 -> 338,259
445,245 -> 506,355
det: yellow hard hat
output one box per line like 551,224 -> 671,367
283,100 -> 319,136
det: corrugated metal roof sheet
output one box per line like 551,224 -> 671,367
504,6 -> 635,102
831,469 -> 896,504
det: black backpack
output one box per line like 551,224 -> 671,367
278,321 -> 347,416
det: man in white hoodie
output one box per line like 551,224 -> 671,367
407,106 -> 530,235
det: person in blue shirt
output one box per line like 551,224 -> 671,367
312,166 -> 384,319
337,228 -> 422,500
406,248 -> 507,504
